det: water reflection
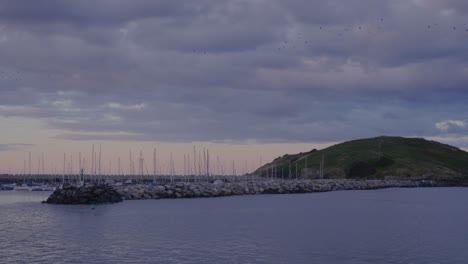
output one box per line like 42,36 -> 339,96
1,188 -> 468,263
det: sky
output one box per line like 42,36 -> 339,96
0,0 -> 468,174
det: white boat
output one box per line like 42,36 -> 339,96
14,183 -> 31,191
28,184 -> 56,191
124,179 -> 132,185
1,183 -> 16,190
42,186 -> 56,192
30,186 -> 44,191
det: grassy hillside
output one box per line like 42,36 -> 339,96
255,136 -> 468,182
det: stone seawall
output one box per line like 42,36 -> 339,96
114,179 -> 432,201
45,184 -> 123,204
44,179 -> 442,204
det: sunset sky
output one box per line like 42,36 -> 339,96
1,0 -> 468,174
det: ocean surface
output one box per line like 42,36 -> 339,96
1,188 -> 468,264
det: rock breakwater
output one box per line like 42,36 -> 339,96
114,179 -> 430,201
45,184 -> 123,204
45,179 -> 439,204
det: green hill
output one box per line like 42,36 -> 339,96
255,136 -> 468,183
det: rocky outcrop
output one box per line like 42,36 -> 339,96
45,184 -> 123,204
113,179 -> 433,201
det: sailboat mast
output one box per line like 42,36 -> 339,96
98,144 -> 102,177
41,152 -> 45,174
91,144 -> 95,181
193,146 -> 197,177
62,153 -> 65,175
153,149 -> 157,182
28,152 -> 31,176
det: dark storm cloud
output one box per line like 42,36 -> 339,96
0,0 -> 467,146
0,1 -> 199,27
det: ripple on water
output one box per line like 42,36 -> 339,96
1,188 -> 468,263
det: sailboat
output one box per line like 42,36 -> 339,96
14,183 -> 31,191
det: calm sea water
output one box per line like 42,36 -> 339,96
1,188 -> 468,264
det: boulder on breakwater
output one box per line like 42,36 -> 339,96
45,184 -> 123,204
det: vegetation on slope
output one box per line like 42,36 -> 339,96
255,136 -> 468,182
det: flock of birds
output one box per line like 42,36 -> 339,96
1,19 -> 468,81
191,19 -> 468,54
0,70 -> 22,81
0,70 -> 57,82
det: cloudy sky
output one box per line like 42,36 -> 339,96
1,0 -> 468,174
